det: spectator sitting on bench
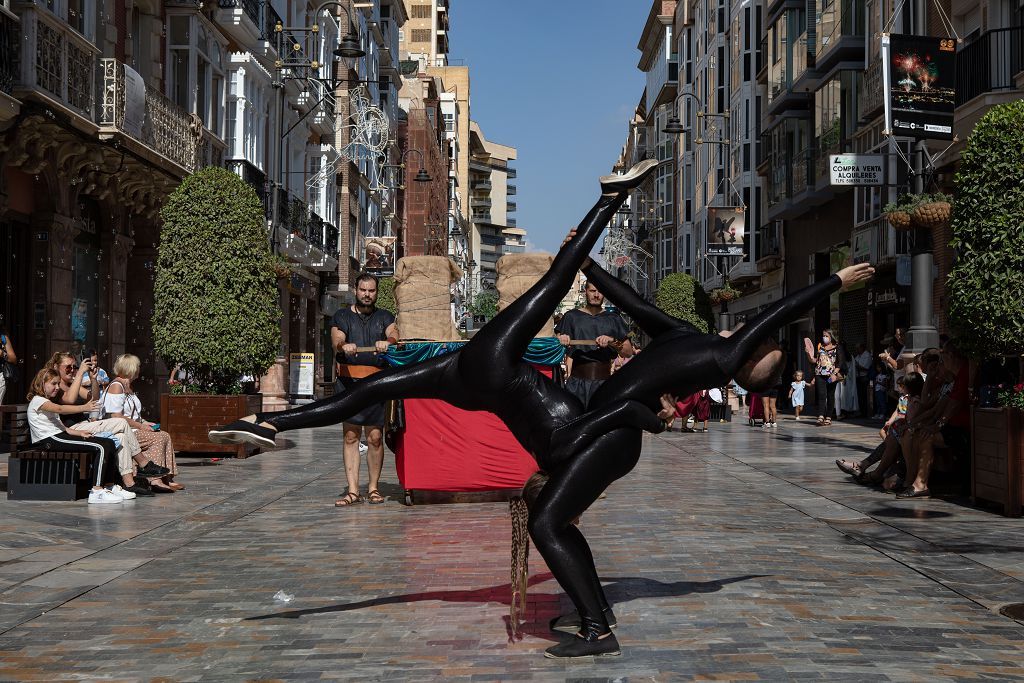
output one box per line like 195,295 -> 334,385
898,339 -> 971,500
104,354 -> 183,492
845,373 -> 924,490
47,352 -> 168,496
26,368 -> 130,504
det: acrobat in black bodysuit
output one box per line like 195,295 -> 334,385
210,159 -> 874,657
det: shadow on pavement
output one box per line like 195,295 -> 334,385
246,573 -> 768,644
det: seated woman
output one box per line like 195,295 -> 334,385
104,354 -> 182,492
25,368 -> 132,504
48,351 -> 168,496
850,372 -> 924,490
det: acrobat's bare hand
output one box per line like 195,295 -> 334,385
837,263 -> 875,290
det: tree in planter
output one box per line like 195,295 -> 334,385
154,167 -> 281,394
948,100 -> 1024,359
655,273 -> 717,334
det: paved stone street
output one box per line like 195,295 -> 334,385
2,416 -> 1024,681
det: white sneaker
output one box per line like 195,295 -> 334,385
109,485 -> 136,500
88,489 -> 123,505
358,442 -> 368,454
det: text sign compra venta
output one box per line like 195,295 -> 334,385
829,154 -> 884,186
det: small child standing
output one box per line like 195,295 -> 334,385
789,370 -> 807,420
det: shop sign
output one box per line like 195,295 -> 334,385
882,34 -> 957,140
829,155 -> 884,186
288,352 -> 315,396
706,207 -> 746,257
867,286 -> 908,308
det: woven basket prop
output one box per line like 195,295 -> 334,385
885,210 -> 913,231
911,201 -> 952,229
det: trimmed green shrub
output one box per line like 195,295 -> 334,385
154,167 -> 281,394
376,276 -> 397,315
948,100 -> 1024,357
655,273 -> 716,334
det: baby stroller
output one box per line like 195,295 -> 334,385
747,392 -> 765,426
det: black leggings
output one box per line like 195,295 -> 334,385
33,432 -> 115,488
260,190 -> 632,635
815,376 -> 838,418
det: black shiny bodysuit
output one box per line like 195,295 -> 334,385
261,186 -> 843,639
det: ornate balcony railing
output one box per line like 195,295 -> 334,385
100,58 -> 199,173
277,187 -> 332,254
956,27 -> 1024,106
226,158 -> 269,215
218,0 -> 261,30
755,222 -> 781,263
0,9 -> 17,95
17,7 -> 96,116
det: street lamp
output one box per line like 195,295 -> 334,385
384,148 -> 432,189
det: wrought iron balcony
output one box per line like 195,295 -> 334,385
755,222 -> 782,270
506,201 -> 516,213
0,9 -> 17,95
276,187 -> 332,254
100,58 -> 199,173
218,0 -> 261,29
226,159 -> 270,216
16,6 -> 96,117
956,27 -> 1023,107
858,58 -> 883,121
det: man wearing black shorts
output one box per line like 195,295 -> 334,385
331,273 -> 398,507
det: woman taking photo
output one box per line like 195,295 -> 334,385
104,354 -> 182,492
804,328 -> 843,426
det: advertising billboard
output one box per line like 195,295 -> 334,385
706,207 -> 746,257
883,34 -> 957,140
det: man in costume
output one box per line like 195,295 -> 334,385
330,273 -> 399,507
210,158 -> 873,657
555,281 -> 630,407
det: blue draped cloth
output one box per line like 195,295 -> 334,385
384,337 -> 565,367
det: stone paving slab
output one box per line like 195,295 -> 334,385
0,420 -> 1023,680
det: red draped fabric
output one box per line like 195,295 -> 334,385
393,366 -> 553,492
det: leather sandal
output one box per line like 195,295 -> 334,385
366,489 -> 385,504
334,491 -> 363,507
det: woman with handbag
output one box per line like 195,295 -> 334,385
0,331 -> 17,404
804,329 -> 843,426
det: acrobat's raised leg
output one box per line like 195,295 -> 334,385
209,354 -> 456,448
462,160 -> 657,389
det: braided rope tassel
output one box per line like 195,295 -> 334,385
509,496 -> 530,639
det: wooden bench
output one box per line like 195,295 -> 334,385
4,404 -> 101,501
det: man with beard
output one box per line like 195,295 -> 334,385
331,273 -> 399,507
555,281 -> 630,407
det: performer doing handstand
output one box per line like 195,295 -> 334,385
211,157 -> 873,657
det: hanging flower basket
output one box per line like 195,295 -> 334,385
885,210 -> 913,231
711,287 -> 739,303
912,200 -> 952,229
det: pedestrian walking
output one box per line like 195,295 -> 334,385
789,371 -> 806,420
804,329 -> 843,426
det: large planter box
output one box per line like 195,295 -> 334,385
971,407 -> 1024,517
160,393 -> 263,459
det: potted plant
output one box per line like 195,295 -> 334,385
154,167 -> 281,458
947,100 -> 1024,515
911,192 -> 952,229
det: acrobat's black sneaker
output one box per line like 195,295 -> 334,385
599,159 -> 658,194
549,608 -> 618,634
544,631 -> 621,659
208,420 -> 278,449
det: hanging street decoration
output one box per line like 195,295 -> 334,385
706,207 -> 747,257
882,34 -> 957,140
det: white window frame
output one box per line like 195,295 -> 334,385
166,11 -> 227,138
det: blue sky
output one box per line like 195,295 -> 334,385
451,1 -> 648,253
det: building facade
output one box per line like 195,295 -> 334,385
468,121 -> 520,290
399,0 -> 449,66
